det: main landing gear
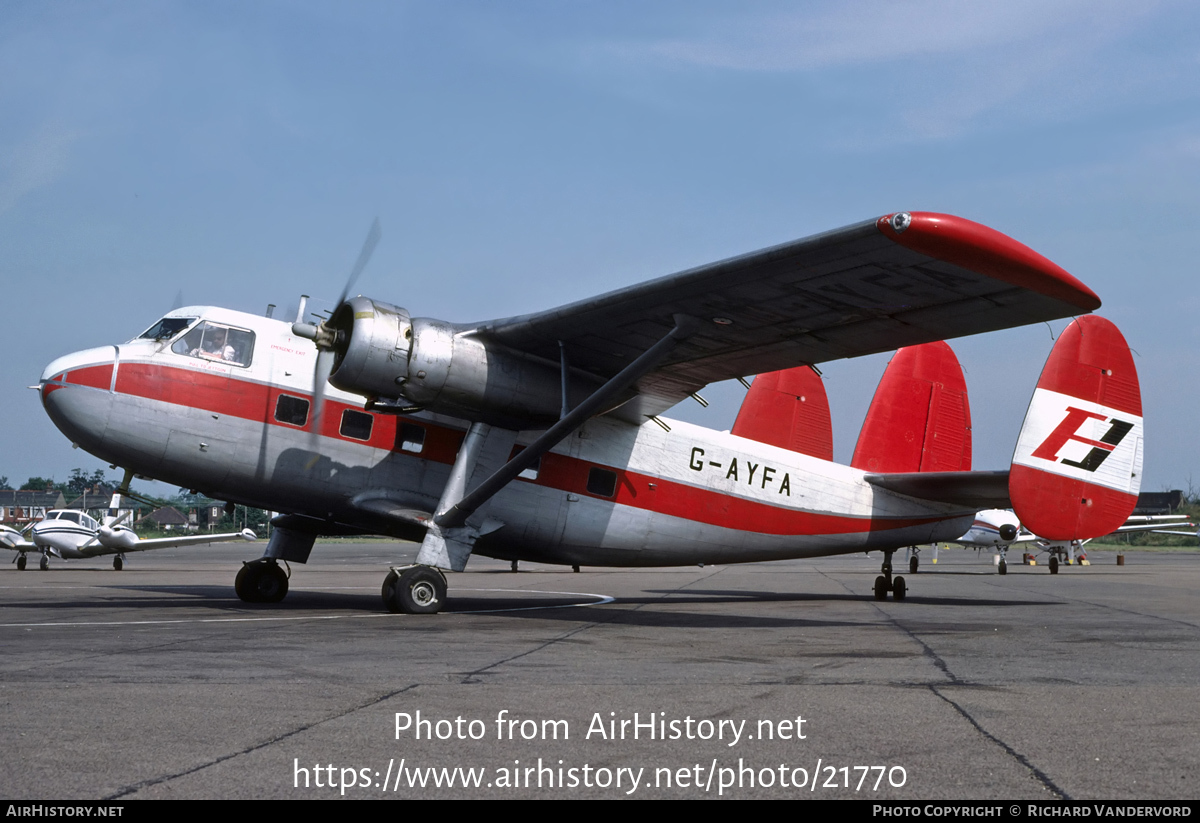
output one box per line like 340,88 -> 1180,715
382,566 -> 447,614
235,558 -> 289,603
113,556 -> 124,571
16,555 -> 26,571
874,550 -> 907,602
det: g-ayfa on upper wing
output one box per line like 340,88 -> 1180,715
473,212 -> 1100,422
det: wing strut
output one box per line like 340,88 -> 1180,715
433,314 -> 701,538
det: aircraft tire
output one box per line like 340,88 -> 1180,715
873,575 -> 889,601
1049,557 -> 1059,575
892,576 -> 907,601
113,556 -> 123,571
39,556 -> 48,571
235,561 -> 288,604
383,566 -> 446,615
909,556 -> 919,574
998,560 -> 1007,575
16,556 -> 25,571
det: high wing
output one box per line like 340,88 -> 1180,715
477,212 -> 1100,422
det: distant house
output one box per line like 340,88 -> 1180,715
1134,490 -> 1184,515
146,506 -> 190,532
0,490 -> 67,525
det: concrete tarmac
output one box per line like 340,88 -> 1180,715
1,543 -> 1197,800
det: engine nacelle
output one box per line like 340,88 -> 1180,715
327,296 -> 602,428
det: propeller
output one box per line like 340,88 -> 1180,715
293,218 -> 383,467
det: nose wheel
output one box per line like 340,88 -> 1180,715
235,559 -> 289,603
382,566 -> 447,614
39,554 -> 49,571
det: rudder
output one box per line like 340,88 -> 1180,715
732,366 -> 833,460
851,341 -> 972,473
1010,315 -> 1142,540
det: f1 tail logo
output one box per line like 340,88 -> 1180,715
1031,406 -> 1134,472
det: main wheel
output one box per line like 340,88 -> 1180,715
39,556 -> 48,571
113,556 -> 123,571
892,576 -> 907,601
383,567 -> 447,614
1049,556 -> 1059,575
16,556 -> 26,571
909,556 -> 919,574
235,561 -> 288,603
998,560 -> 1007,575
873,575 -> 889,601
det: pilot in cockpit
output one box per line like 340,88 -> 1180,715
196,327 -> 236,362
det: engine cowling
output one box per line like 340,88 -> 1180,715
326,296 -> 603,428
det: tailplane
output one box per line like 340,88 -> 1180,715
851,341 -> 972,473
1010,315 -> 1142,540
732,366 -> 833,460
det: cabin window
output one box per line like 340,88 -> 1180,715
586,467 -> 617,498
171,321 -> 255,367
275,394 -> 310,427
398,422 -> 425,454
340,409 -> 374,441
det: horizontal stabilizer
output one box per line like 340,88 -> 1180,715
865,470 -> 1010,509
1010,315 -> 1142,541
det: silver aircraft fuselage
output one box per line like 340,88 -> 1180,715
40,306 -> 974,567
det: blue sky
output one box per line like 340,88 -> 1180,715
3,0 -> 1198,497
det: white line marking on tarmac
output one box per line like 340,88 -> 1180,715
0,588 -> 615,627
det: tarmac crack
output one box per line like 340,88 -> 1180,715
821,565 -> 1070,799
103,683 -> 420,799
929,685 -> 1070,800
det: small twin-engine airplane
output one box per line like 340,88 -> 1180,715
37,212 -> 1145,612
945,508 -> 1195,574
1,494 -> 256,570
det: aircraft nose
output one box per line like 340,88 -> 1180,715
999,524 -> 1019,542
40,346 -> 119,453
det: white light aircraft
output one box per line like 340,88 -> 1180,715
944,508 -> 1195,574
36,212 -> 1146,611
1,494 -> 256,570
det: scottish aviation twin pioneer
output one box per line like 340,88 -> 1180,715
37,212 -> 1144,612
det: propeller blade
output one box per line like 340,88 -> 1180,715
306,348 -> 336,469
337,217 -> 382,307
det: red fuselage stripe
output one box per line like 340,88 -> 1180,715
60,362 -> 950,536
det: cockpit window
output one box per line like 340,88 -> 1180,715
139,317 -> 196,341
171,321 -> 255,367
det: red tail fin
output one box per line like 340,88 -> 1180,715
851,341 -> 972,473
732,367 -> 833,460
1010,315 -> 1142,540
